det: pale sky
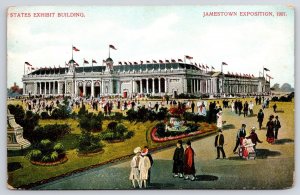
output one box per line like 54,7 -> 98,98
7,5 -> 294,88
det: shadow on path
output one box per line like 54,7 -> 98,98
274,138 -> 294,145
8,162 -> 23,172
275,110 -> 284,113
256,149 -> 281,159
195,175 -> 218,181
222,124 -> 235,130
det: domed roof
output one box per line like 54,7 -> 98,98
68,59 -> 76,64
106,57 -> 113,62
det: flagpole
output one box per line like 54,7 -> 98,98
92,61 -> 93,72
72,45 -> 73,60
262,66 -> 264,79
109,46 -> 110,58
24,62 -> 25,75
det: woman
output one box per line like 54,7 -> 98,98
266,115 -> 275,144
172,140 -> 184,178
216,110 -> 223,129
129,147 -> 141,188
138,150 -> 151,188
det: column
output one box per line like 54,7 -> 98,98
64,80 -> 67,94
158,78 -> 161,94
132,80 -> 135,93
33,82 -> 37,95
190,79 -> 193,93
74,81 -> 78,97
165,78 -> 168,94
83,81 -> 86,96
146,78 -> 149,93
57,82 -> 60,94
140,79 -> 143,93
101,80 -> 104,95
152,78 -> 155,94
91,80 -> 95,98
44,82 -> 47,95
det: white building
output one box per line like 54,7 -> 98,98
22,57 -> 270,98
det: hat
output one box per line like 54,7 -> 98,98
218,128 -> 222,132
134,147 -> 141,154
251,127 -> 256,131
242,124 -> 246,127
141,148 -> 148,156
177,140 -> 183,145
186,140 -> 191,146
275,116 -> 279,119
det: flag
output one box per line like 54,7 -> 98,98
118,62 -> 122,65
195,63 -> 197,66
92,59 -> 97,63
159,60 -> 163,63
129,62 -> 132,65
74,62 -> 79,66
124,62 -> 128,65
212,66 -> 215,69
146,60 -> 150,63
222,62 -> 228,65
178,59 -> 183,62
152,60 -> 157,63
134,62 -> 138,65
165,60 -> 170,63
84,59 -> 89,64
206,65 -> 209,69
73,46 -> 80,51
109,44 -> 117,50
227,71 -> 230,75
252,74 -> 254,77
185,55 -> 193,59
25,62 -> 32,66
140,61 -> 143,64
264,67 -> 270,71
31,67 -> 35,70
171,59 -> 176,63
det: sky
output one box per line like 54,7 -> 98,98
7,5 -> 294,88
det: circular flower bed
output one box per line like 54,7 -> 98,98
151,122 -> 217,142
30,156 -> 68,166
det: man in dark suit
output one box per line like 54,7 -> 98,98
274,116 -> 281,140
215,129 -> 226,159
233,124 -> 247,153
257,109 -> 264,130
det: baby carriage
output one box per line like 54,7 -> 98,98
238,138 -> 256,160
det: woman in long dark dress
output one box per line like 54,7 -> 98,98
266,115 -> 275,144
172,140 -> 184,178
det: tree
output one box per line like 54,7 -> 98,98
271,83 -> 280,91
281,83 -> 294,92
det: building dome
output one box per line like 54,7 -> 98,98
68,59 -> 76,64
106,57 -> 113,62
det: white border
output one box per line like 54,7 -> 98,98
1,0 -> 298,195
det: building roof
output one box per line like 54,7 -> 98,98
28,62 -> 202,75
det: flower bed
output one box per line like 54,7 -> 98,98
30,156 -> 68,166
151,123 -> 216,142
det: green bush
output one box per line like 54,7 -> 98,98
78,112 -> 102,132
77,131 -> 103,153
50,98 -> 71,119
27,149 -> 42,161
40,111 -> 50,119
32,124 -> 71,143
101,122 -> 134,141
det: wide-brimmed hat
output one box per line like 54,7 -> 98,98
134,147 -> 141,154
251,127 -> 256,131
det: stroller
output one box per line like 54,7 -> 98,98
238,137 -> 256,160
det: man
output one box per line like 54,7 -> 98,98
233,124 -> 247,153
215,129 -> 226,159
172,140 -> 184,178
246,127 -> 263,151
183,140 -> 196,181
129,147 -> 141,188
139,149 -> 151,188
257,109 -> 264,130
191,101 -> 195,113
273,103 -> 277,113
243,101 -> 249,117
154,102 -> 159,112
274,116 -> 281,140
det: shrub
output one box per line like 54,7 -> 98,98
32,124 -> 71,143
113,112 -> 124,122
78,112 -> 103,132
27,149 -> 42,161
40,111 -> 50,119
27,140 -> 66,163
126,109 -> 138,122
78,131 -> 103,153
50,98 -> 71,119
101,122 -> 134,141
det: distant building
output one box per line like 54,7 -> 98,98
22,57 -> 270,98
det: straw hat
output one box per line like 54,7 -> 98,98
133,147 -> 141,154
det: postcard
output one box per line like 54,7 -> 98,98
7,5 -> 294,190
